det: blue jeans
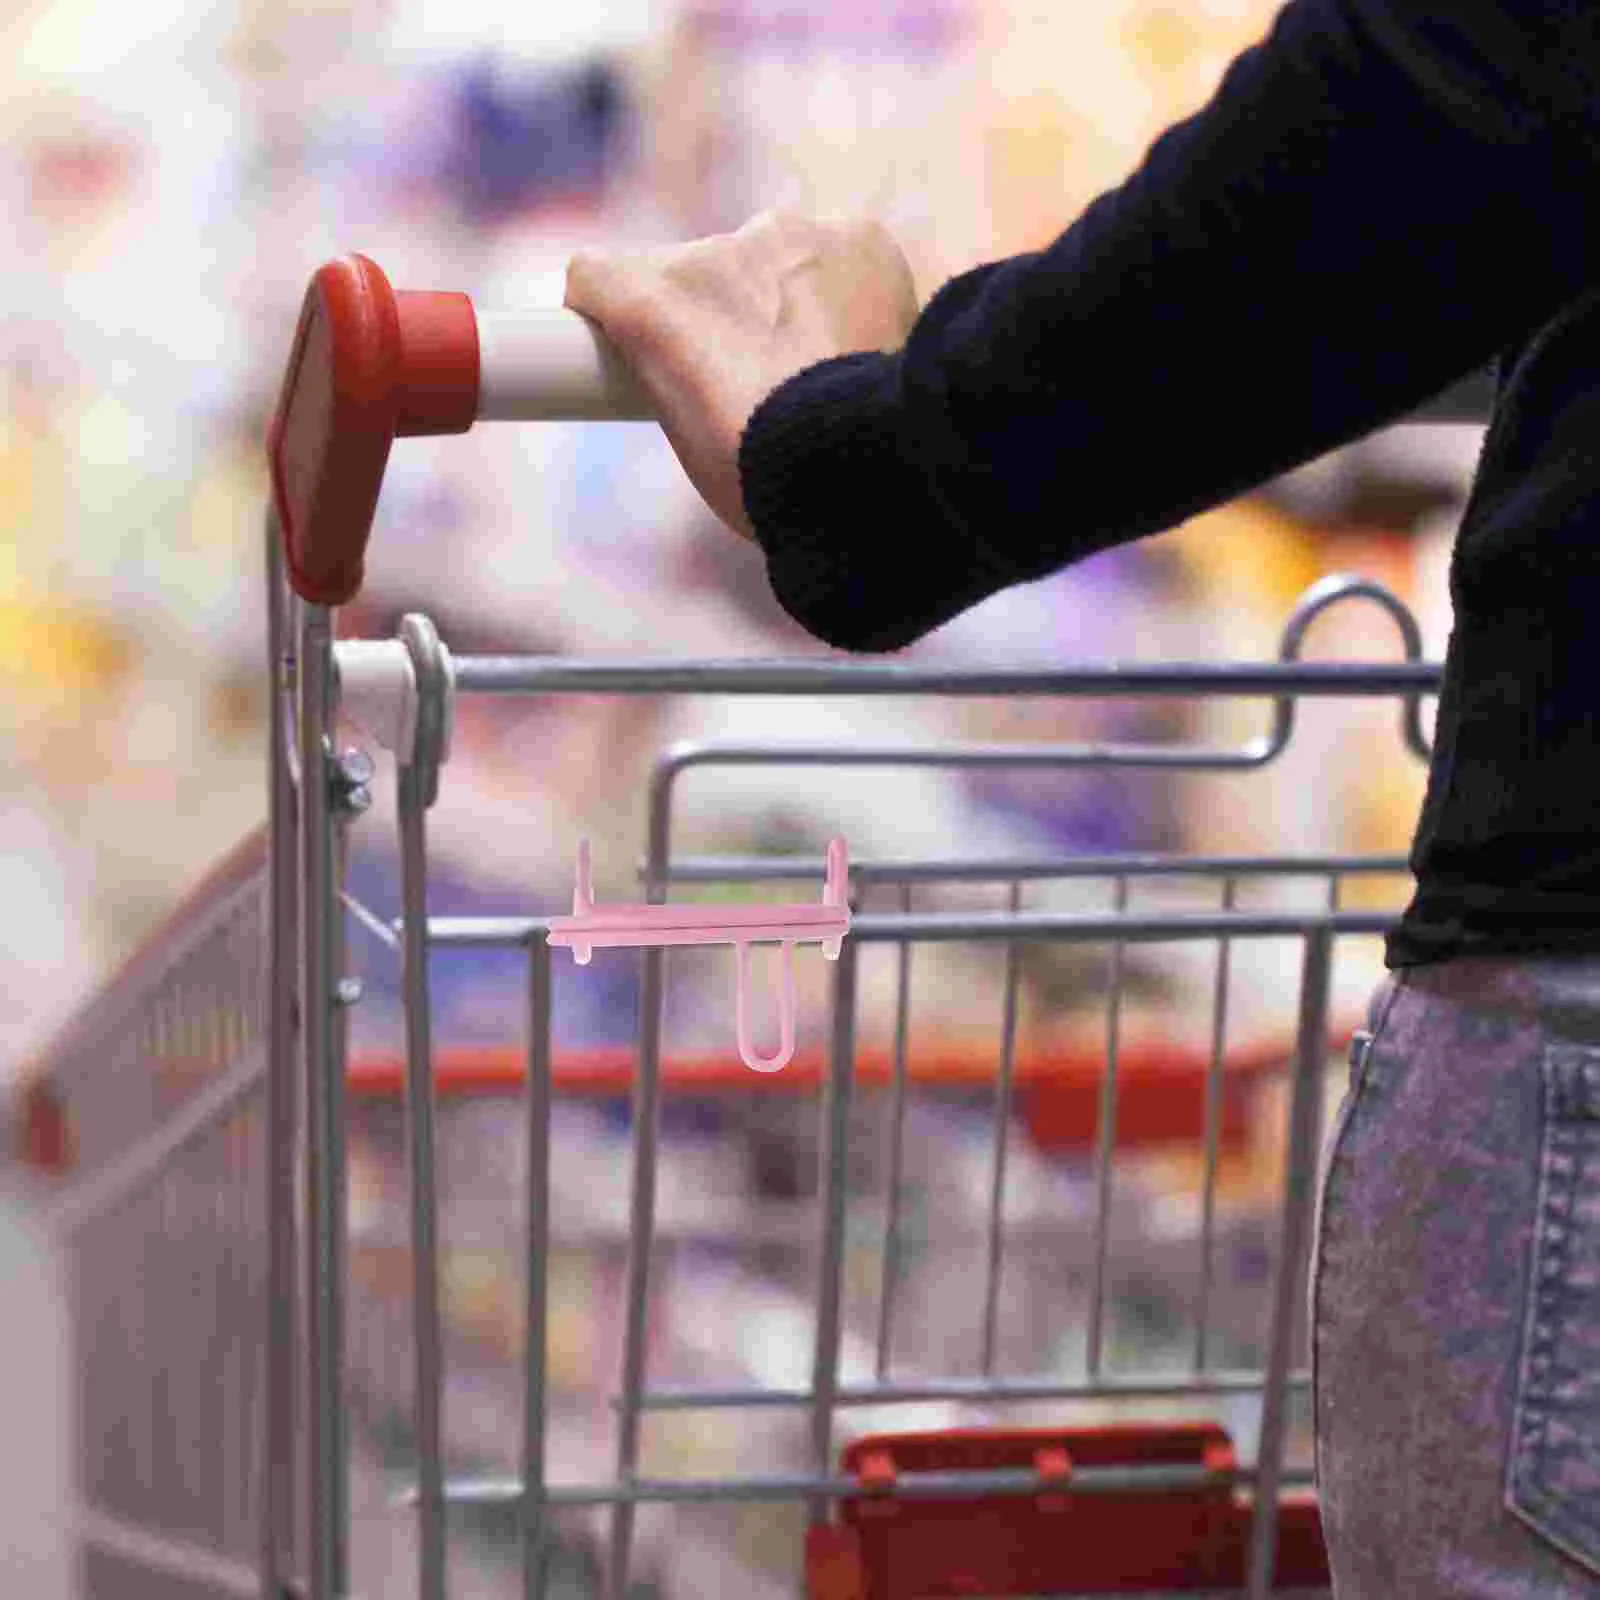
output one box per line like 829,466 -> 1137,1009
1311,956 -> 1600,1596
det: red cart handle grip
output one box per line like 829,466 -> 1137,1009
267,253 -> 652,605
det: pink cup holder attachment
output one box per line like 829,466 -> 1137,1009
546,838 -> 851,1073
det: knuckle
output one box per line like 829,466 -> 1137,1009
846,215 -> 892,252
565,247 -> 611,283
564,249 -> 617,311
760,206 -> 813,239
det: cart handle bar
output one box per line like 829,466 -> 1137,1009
546,839 -> 850,1072
268,253 -> 652,605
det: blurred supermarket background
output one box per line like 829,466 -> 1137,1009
2,0 -> 1485,1594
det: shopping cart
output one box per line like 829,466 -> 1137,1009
17,253 -> 1447,1600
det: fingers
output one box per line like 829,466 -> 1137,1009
569,239 -> 764,359
567,240 -> 734,342
570,212 -> 906,311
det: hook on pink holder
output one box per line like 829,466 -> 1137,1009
546,838 -> 851,1073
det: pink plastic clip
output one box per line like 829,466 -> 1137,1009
546,839 -> 851,1073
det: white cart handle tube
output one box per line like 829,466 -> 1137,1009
475,310 -> 653,422
267,253 -> 657,606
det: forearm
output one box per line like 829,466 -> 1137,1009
739,0 -> 1600,651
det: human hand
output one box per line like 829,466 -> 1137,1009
564,209 -> 919,541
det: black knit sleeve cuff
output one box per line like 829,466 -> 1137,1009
736,351 -> 1020,653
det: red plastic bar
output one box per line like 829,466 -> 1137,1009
807,1424 -> 1330,1597
340,1037 -> 1290,1157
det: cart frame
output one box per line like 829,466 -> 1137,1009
21,254 -> 1453,1600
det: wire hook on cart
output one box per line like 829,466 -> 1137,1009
547,838 -> 851,1072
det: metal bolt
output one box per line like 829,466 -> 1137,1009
329,745 -> 376,816
337,748 -> 375,786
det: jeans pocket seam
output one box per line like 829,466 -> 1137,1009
1503,1042 -> 1600,1580
1312,1013 -> 1390,1497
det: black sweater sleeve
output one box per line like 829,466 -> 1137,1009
736,0 -> 1600,652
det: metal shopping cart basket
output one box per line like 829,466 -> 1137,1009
16,253 -> 1449,1600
